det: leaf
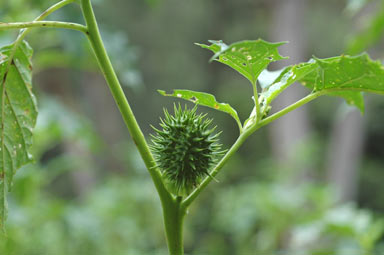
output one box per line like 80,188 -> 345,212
301,54 -> 384,92
257,68 -> 285,90
260,62 -> 317,106
329,91 -> 365,113
196,39 -> 287,85
299,54 -> 384,113
259,54 -> 384,113
158,89 -> 242,130
0,41 -> 38,230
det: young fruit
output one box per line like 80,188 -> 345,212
151,105 -> 223,195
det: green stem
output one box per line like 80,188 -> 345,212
13,0 -> 76,46
182,126 -> 256,208
183,90 -> 328,207
36,0 -> 77,20
79,3 -> 183,253
255,91 -> 325,130
252,82 -> 261,123
0,21 -> 88,33
254,87 -> 384,131
184,86 -> 384,206
1,0 -> 76,110
80,0 -> 171,202
163,197 -> 186,255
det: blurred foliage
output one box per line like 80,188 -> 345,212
210,176 -> 384,254
1,103 -> 383,254
0,96 -> 167,254
346,0 -> 384,55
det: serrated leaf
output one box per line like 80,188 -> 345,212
197,39 -> 287,85
0,41 -> 37,230
301,54 -> 384,93
299,54 -> 384,112
259,54 -> 383,113
158,89 -> 242,131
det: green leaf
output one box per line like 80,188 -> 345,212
0,41 -> 38,230
329,91 -> 365,113
257,68 -> 285,90
260,62 -> 317,106
196,39 -> 287,85
260,54 -> 383,113
299,54 -> 384,113
158,89 -> 242,131
301,54 -> 384,93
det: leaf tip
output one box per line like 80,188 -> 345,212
195,42 -> 210,50
275,40 -> 289,47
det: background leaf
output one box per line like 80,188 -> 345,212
0,41 -> 38,230
345,0 -> 384,54
197,40 -> 287,85
158,89 -> 242,130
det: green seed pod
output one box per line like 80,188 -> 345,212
151,104 -> 224,195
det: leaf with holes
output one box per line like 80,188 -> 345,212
299,54 -> 384,113
158,89 -> 242,131
260,61 -> 317,106
0,41 -> 38,230
196,39 -> 287,85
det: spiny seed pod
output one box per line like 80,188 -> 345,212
150,104 -> 224,195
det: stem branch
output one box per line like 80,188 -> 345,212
182,126 -> 256,208
253,82 -> 261,123
0,21 -> 87,34
183,88 -> 369,207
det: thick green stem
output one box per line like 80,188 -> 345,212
163,197 -> 186,255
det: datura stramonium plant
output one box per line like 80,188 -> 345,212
151,105 -> 224,195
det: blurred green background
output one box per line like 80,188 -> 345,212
1,0 -> 384,254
